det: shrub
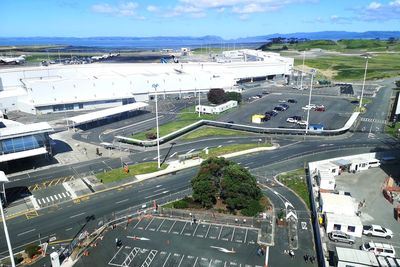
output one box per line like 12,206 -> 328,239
145,132 -> 156,140
25,244 -> 41,258
173,199 -> 189,209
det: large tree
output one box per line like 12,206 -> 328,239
207,88 -> 227,105
191,157 -> 262,215
225,91 -> 242,104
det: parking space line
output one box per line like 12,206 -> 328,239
54,195 -> 58,200
177,254 -> 185,267
231,228 -> 236,241
180,222 -> 187,235
205,224 -> 211,238
46,197 -> 50,202
218,226 -> 223,240
193,223 -> 200,236
133,218 -> 142,229
145,217 -> 154,230
244,228 -> 248,243
108,246 -> 124,266
156,219 -> 165,231
168,221 -> 176,233
62,193 -> 66,198
208,259 -> 212,267
162,253 -> 171,267
58,193 -> 62,199
193,257 -> 198,267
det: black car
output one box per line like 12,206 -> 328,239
274,106 -> 285,112
227,121 -> 234,124
279,103 -> 289,108
350,100 -> 359,104
265,111 -> 277,117
287,99 -> 297,103
262,91 -> 269,95
263,114 -> 271,120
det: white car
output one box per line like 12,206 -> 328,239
296,120 -> 308,126
286,118 -> 296,123
279,100 -> 286,103
363,225 -> 393,239
302,104 -> 316,110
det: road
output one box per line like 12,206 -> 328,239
1,131 -> 399,257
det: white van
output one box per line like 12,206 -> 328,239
361,242 -> 396,258
368,160 -> 381,168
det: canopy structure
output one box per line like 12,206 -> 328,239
333,159 -> 352,166
65,102 -> 148,126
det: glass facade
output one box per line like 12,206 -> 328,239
0,134 -> 46,155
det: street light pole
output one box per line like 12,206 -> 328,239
152,84 -> 161,169
359,55 -> 370,110
198,88 -> 201,118
0,171 -> 16,267
305,69 -> 315,135
299,50 -> 305,90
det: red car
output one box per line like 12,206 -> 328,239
314,106 -> 326,112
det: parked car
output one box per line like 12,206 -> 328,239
262,91 -> 269,95
227,121 -> 235,124
363,225 -> 393,239
287,116 -> 302,123
296,120 -> 308,126
274,106 -> 285,112
278,100 -> 286,103
302,104 -> 316,110
315,106 -> 326,112
286,117 -> 296,123
350,100 -> 359,104
287,99 -> 297,103
361,242 -> 396,258
278,104 -> 289,110
328,231 -> 355,244
265,111 -> 278,117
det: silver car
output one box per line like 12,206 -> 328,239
328,230 -> 355,245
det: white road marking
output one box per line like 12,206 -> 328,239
169,152 -> 177,158
202,147 -> 208,151
186,149 -> 195,154
37,199 -> 41,204
217,145 -> 222,148
58,194 -> 62,199
115,199 -> 129,204
103,117 -> 160,134
41,198 -> 46,204
46,197 -> 50,202
66,228 -> 73,231
54,195 -> 58,200
144,191 -> 169,199
69,212 -> 86,219
18,229 -> 36,236
50,196 -> 54,201
62,193 -> 66,198
153,156 -> 160,160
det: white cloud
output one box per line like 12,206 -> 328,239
147,5 -> 159,12
355,1 -> 400,21
366,1 -> 382,10
91,2 -> 141,17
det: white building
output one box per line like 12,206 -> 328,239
0,50 -> 293,115
318,169 -> 336,191
195,101 -> 237,114
326,213 -> 363,237
336,247 -> 379,267
320,193 -> 357,216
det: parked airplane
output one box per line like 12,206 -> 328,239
0,55 -> 26,64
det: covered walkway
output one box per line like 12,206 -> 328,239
65,102 -> 148,127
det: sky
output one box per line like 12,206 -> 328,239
1,0 -> 400,39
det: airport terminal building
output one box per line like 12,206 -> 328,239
0,49 -> 293,115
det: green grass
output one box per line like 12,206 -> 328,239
294,53 -> 400,81
200,143 -> 272,159
95,162 -> 168,183
385,122 -> 400,137
131,106 -> 226,140
181,126 -> 251,140
277,169 -> 310,209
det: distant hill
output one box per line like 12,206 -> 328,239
1,31 -> 400,48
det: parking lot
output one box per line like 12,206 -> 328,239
326,164 -> 400,256
76,217 -> 264,267
220,87 -> 356,130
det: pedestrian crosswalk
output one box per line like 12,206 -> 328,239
360,117 -> 387,124
34,191 -> 72,207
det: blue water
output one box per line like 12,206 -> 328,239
0,37 -> 263,50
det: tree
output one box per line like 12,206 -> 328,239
395,80 -> 400,88
225,91 -> 242,104
207,88 -> 227,104
191,157 -> 263,215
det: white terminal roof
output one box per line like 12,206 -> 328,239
336,247 -> 379,267
0,121 -> 53,140
65,102 -> 148,125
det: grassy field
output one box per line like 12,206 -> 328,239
95,162 -> 167,183
131,106 -> 224,140
294,53 -> 400,81
277,169 -> 310,209
385,122 -> 400,137
181,126 -> 251,140
200,143 -> 272,159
